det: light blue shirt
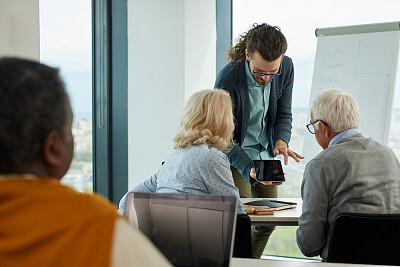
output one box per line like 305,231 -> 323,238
119,144 -> 245,214
241,60 -> 273,160
329,128 -> 359,147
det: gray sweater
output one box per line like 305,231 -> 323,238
296,133 -> 400,260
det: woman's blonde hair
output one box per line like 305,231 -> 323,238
173,89 -> 234,151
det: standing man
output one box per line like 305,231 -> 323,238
215,23 -> 303,258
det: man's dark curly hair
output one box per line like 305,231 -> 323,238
0,57 -> 72,174
228,23 -> 287,63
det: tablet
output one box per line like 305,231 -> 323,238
253,160 -> 285,182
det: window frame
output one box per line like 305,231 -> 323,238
216,0 -> 233,75
92,0 -> 128,205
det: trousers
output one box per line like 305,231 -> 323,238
230,166 -> 277,258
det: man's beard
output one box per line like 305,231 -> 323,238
255,77 -> 271,86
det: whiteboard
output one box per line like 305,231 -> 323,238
302,22 -> 400,163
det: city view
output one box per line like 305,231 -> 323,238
61,113 -> 93,193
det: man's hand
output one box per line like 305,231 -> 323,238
250,167 -> 256,180
274,139 -> 304,165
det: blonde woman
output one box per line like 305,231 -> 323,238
119,89 -> 245,214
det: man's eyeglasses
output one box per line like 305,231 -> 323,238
252,60 -> 282,77
306,120 -> 329,134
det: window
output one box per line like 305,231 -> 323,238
39,0 -> 93,193
234,0 -> 400,259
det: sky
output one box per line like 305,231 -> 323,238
233,0 -> 400,109
39,0 -> 92,114
39,0 -> 400,113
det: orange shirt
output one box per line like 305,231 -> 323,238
0,177 -> 119,267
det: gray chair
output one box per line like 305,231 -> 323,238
327,212 -> 400,265
124,192 -> 238,267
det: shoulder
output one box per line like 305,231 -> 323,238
304,157 -> 325,178
215,61 -> 244,88
310,145 -> 344,167
187,145 -> 229,167
74,193 -> 119,221
309,134 -> 368,167
280,55 -> 294,77
47,181 -> 118,217
282,55 -> 293,67
330,133 -> 374,154
272,55 -> 294,90
194,144 -> 228,160
340,133 -> 398,160
335,133 -> 366,146
216,61 -> 239,79
345,134 -> 387,150
208,146 -> 229,161
304,147 -> 341,181
316,134 -> 370,159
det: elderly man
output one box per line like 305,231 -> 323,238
296,89 -> 400,261
0,57 -> 170,267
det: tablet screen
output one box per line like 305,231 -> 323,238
253,160 -> 285,182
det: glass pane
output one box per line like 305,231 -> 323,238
233,0 -> 400,259
39,0 -> 93,193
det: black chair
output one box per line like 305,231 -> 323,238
232,214 -> 252,258
327,212 -> 400,265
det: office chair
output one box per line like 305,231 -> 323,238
232,214 -> 252,258
327,212 -> 400,265
124,192 -> 238,267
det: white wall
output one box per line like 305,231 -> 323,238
0,0 -> 39,60
184,0 -> 216,100
127,0 -> 216,188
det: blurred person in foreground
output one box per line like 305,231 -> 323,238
0,57 -> 171,267
296,88 -> 400,261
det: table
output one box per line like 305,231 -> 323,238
241,198 -> 302,226
230,257 -> 394,267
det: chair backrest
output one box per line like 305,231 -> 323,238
124,192 -> 238,267
327,212 -> 400,265
232,213 -> 252,258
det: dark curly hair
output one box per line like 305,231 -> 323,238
0,57 -> 72,174
228,23 -> 287,63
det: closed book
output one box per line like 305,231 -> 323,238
243,204 -> 274,215
244,199 -> 297,211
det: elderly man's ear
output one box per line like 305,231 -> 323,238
320,122 -> 331,138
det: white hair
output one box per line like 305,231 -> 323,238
310,89 -> 359,133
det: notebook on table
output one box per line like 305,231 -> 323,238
244,199 -> 297,211
124,192 -> 238,267
243,204 -> 275,215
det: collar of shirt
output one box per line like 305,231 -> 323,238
245,59 -> 262,87
328,128 -> 359,147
